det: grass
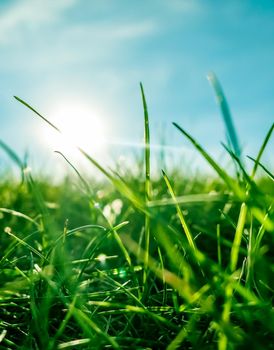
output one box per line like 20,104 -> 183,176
0,78 -> 273,349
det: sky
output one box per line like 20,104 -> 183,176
0,0 -> 274,178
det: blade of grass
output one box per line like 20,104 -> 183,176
207,72 -> 241,159
55,151 -> 93,196
222,144 -> 273,229
14,96 -> 60,133
140,83 -> 151,202
45,224 -> 107,260
5,228 -> 48,262
0,230 -> 39,266
29,252 -> 46,348
254,203 -> 273,251
230,202 -> 248,273
57,338 -> 91,349
245,217 -> 253,288
140,82 -> 152,287
218,202 -> 248,350
162,170 -> 196,252
250,122 -> 274,178
0,208 -> 40,229
248,156 -> 274,181
251,205 -> 274,232
148,192 -> 229,207
217,224 -> 222,267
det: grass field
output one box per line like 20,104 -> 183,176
0,77 -> 273,349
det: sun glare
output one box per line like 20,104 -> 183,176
41,102 -> 107,157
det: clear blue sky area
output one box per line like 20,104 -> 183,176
0,0 -> 273,176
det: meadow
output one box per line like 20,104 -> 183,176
0,75 -> 273,349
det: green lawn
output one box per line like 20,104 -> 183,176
0,78 -> 273,349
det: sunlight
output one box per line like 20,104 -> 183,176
41,102 -> 107,157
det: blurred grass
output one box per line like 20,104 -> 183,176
1,158 -> 273,349
0,78 -> 273,349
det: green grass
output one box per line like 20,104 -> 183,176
0,79 -> 273,349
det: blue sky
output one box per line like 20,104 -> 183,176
0,0 -> 273,176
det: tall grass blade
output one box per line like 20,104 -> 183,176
140,83 -> 151,202
207,73 -> 241,159
140,83 -> 152,287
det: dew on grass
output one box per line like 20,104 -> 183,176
94,202 -> 100,209
118,268 -> 127,279
96,254 -> 107,264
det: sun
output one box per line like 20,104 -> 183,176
41,102 -> 107,157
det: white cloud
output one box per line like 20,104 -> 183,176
164,0 -> 202,13
63,19 -> 158,43
108,20 -> 158,39
0,0 -> 75,43
0,0 -> 158,45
